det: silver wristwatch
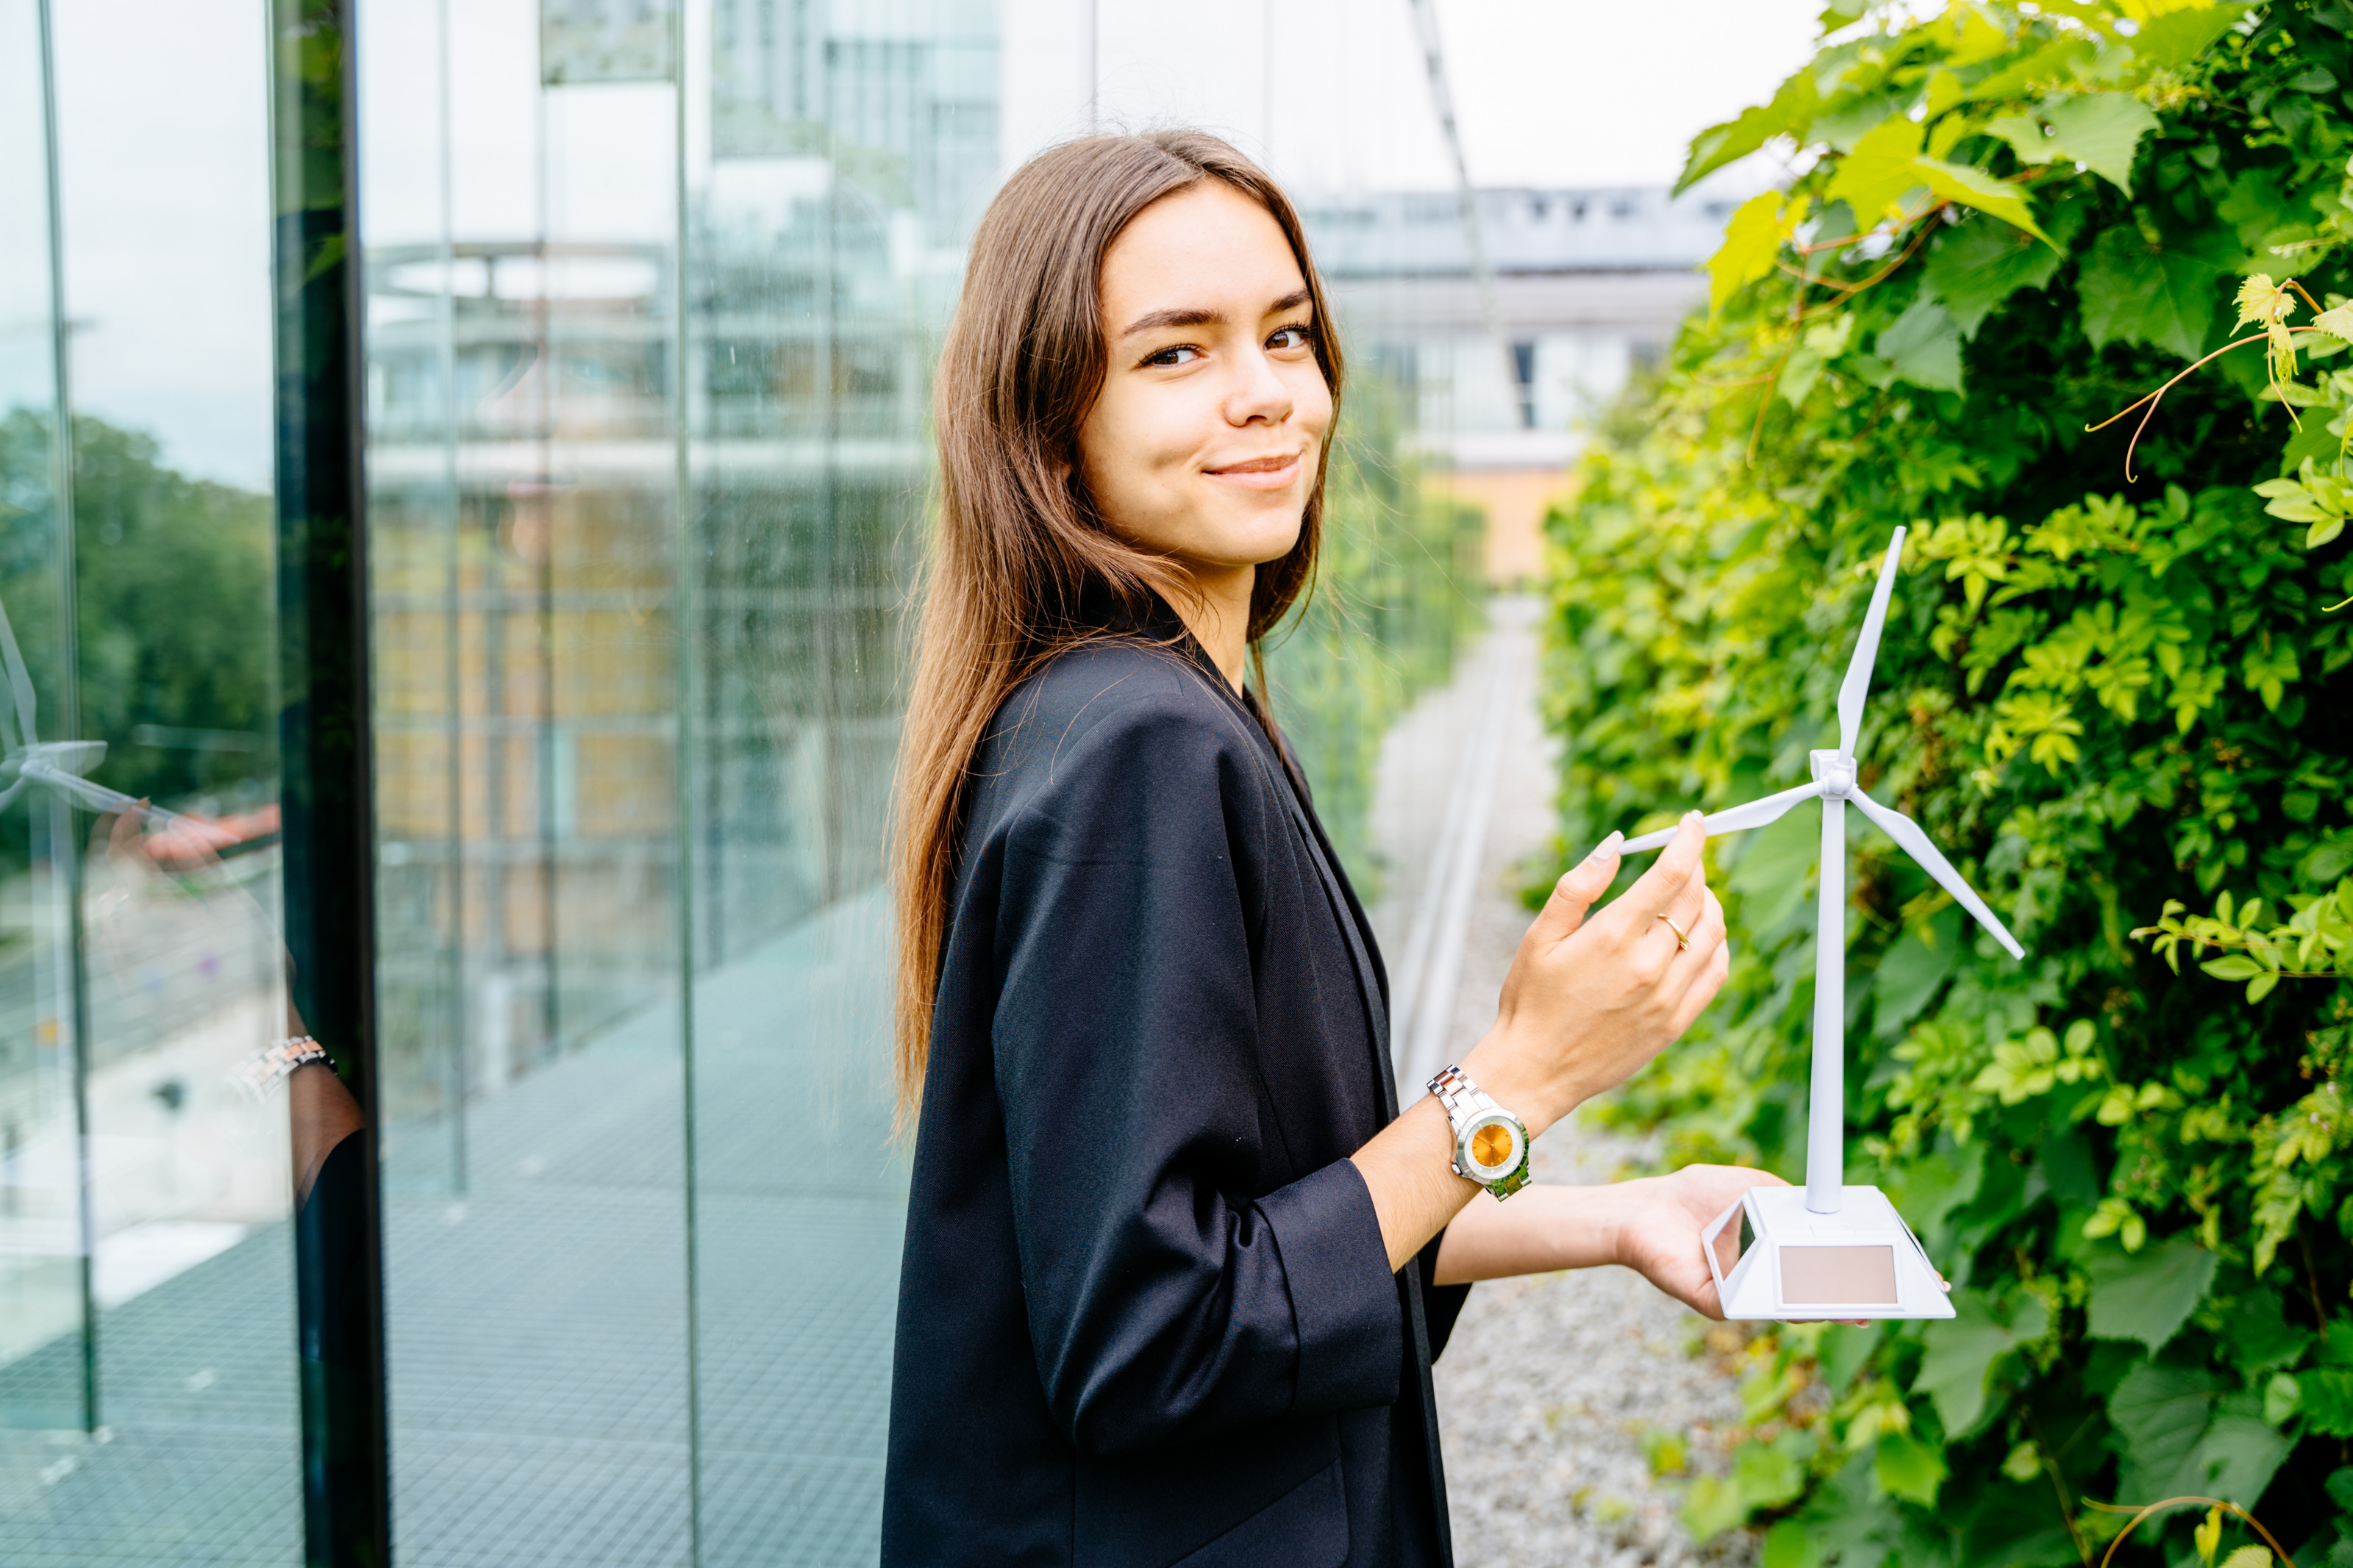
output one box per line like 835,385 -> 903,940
1427,1064 -> 1531,1199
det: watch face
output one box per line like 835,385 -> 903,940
1463,1113 -> 1525,1182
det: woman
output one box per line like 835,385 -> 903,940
885,130 -> 1770,1568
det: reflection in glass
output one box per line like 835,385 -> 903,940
0,0 -> 299,1558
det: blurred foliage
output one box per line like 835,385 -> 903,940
0,408 -> 277,838
1268,373 -> 1484,892
1540,1 -> 2353,1563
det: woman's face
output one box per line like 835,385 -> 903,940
1076,180 -> 1333,586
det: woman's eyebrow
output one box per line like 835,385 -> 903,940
1116,287 -> 1313,342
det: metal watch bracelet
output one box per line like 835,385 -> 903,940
1427,1064 -> 1532,1199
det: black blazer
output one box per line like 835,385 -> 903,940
884,616 -> 1469,1568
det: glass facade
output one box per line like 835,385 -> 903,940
1,0 -> 301,1557
0,2 -> 1483,1562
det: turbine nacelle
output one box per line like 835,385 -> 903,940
1808,749 -> 1856,799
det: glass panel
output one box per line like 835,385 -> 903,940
684,4 -> 999,1557
0,0 -> 300,1558
360,0 -> 695,1558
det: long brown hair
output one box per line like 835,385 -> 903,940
890,129 -> 1343,1120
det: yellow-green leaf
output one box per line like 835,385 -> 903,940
1827,119 -> 1930,224
1917,157 -> 2054,245
2311,301 -> 2353,340
1709,190 -> 1788,318
1940,1 -> 2011,66
2235,274 -> 2296,330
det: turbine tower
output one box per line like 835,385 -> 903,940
1607,526 -> 2022,1318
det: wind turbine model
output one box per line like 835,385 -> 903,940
1605,526 -> 2023,1320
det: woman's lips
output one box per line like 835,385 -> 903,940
1204,453 -> 1303,490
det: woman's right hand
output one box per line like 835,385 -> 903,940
1461,812 -> 1727,1134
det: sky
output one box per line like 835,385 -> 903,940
24,0 -> 1825,489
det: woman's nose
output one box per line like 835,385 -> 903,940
1224,348 -> 1293,427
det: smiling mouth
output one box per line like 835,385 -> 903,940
1204,453 -> 1304,482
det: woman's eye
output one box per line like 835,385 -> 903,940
1143,344 -> 1202,367
1268,325 -> 1313,351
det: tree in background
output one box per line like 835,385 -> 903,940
1546,2 -> 2352,1563
0,408 -> 276,831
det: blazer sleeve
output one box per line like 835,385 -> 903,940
990,689 -> 1404,1456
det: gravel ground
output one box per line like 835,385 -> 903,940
1365,600 -> 1761,1568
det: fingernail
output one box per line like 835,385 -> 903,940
1683,810 -> 1704,826
1587,831 -> 1622,862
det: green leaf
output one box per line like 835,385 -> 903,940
2039,93 -> 2162,195
2196,1400 -> 2295,1510
1881,1142 -> 1985,1250
2129,4 -> 2251,71
2218,169 -> 2291,251
2202,954 -> 2263,980
1678,67 -> 1821,194
1827,118 -> 1932,223
1916,1293 -> 2050,1437
2265,1371 -> 2303,1425
1687,1432 -> 1813,1541
2086,1234 -> 2219,1353
1874,1431 -> 1946,1506
1681,1473 -> 1747,1542
2216,1292 -> 2315,1376
2079,223 -> 2232,361
2307,1367 -> 2353,1436
2110,1362 -> 2221,1500
1963,35 -> 2097,104
2281,412 -> 2342,476
1985,112 -> 2057,167
1916,157 -> 2052,244
1763,1518 -> 1821,1568
1927,218 -> 2065,337
1736,1432 -> 1811,1510
1877,298 -> 1965,393
1710,190 -> 1787,318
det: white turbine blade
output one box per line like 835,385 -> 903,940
1613,781 -> 1826,854
0,591 -> 32,754
1849,787 -> 2025,960
22,761 -> 140,816
18,759 -> 190,829
1835,526 -> 1908,756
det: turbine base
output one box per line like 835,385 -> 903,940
1702,1184 -> 1954,1321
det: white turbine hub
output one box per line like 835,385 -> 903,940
1809,748 -> 1855,798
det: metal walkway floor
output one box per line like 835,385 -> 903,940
1,891 -> 904,1567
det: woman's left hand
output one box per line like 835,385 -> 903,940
1609,1164 -> 1789,1320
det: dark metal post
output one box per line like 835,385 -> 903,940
269,0 -> 390,1562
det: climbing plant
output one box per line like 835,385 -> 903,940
1543,2 -> 2353,1563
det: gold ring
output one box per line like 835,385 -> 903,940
1656,913 -> 1690,951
